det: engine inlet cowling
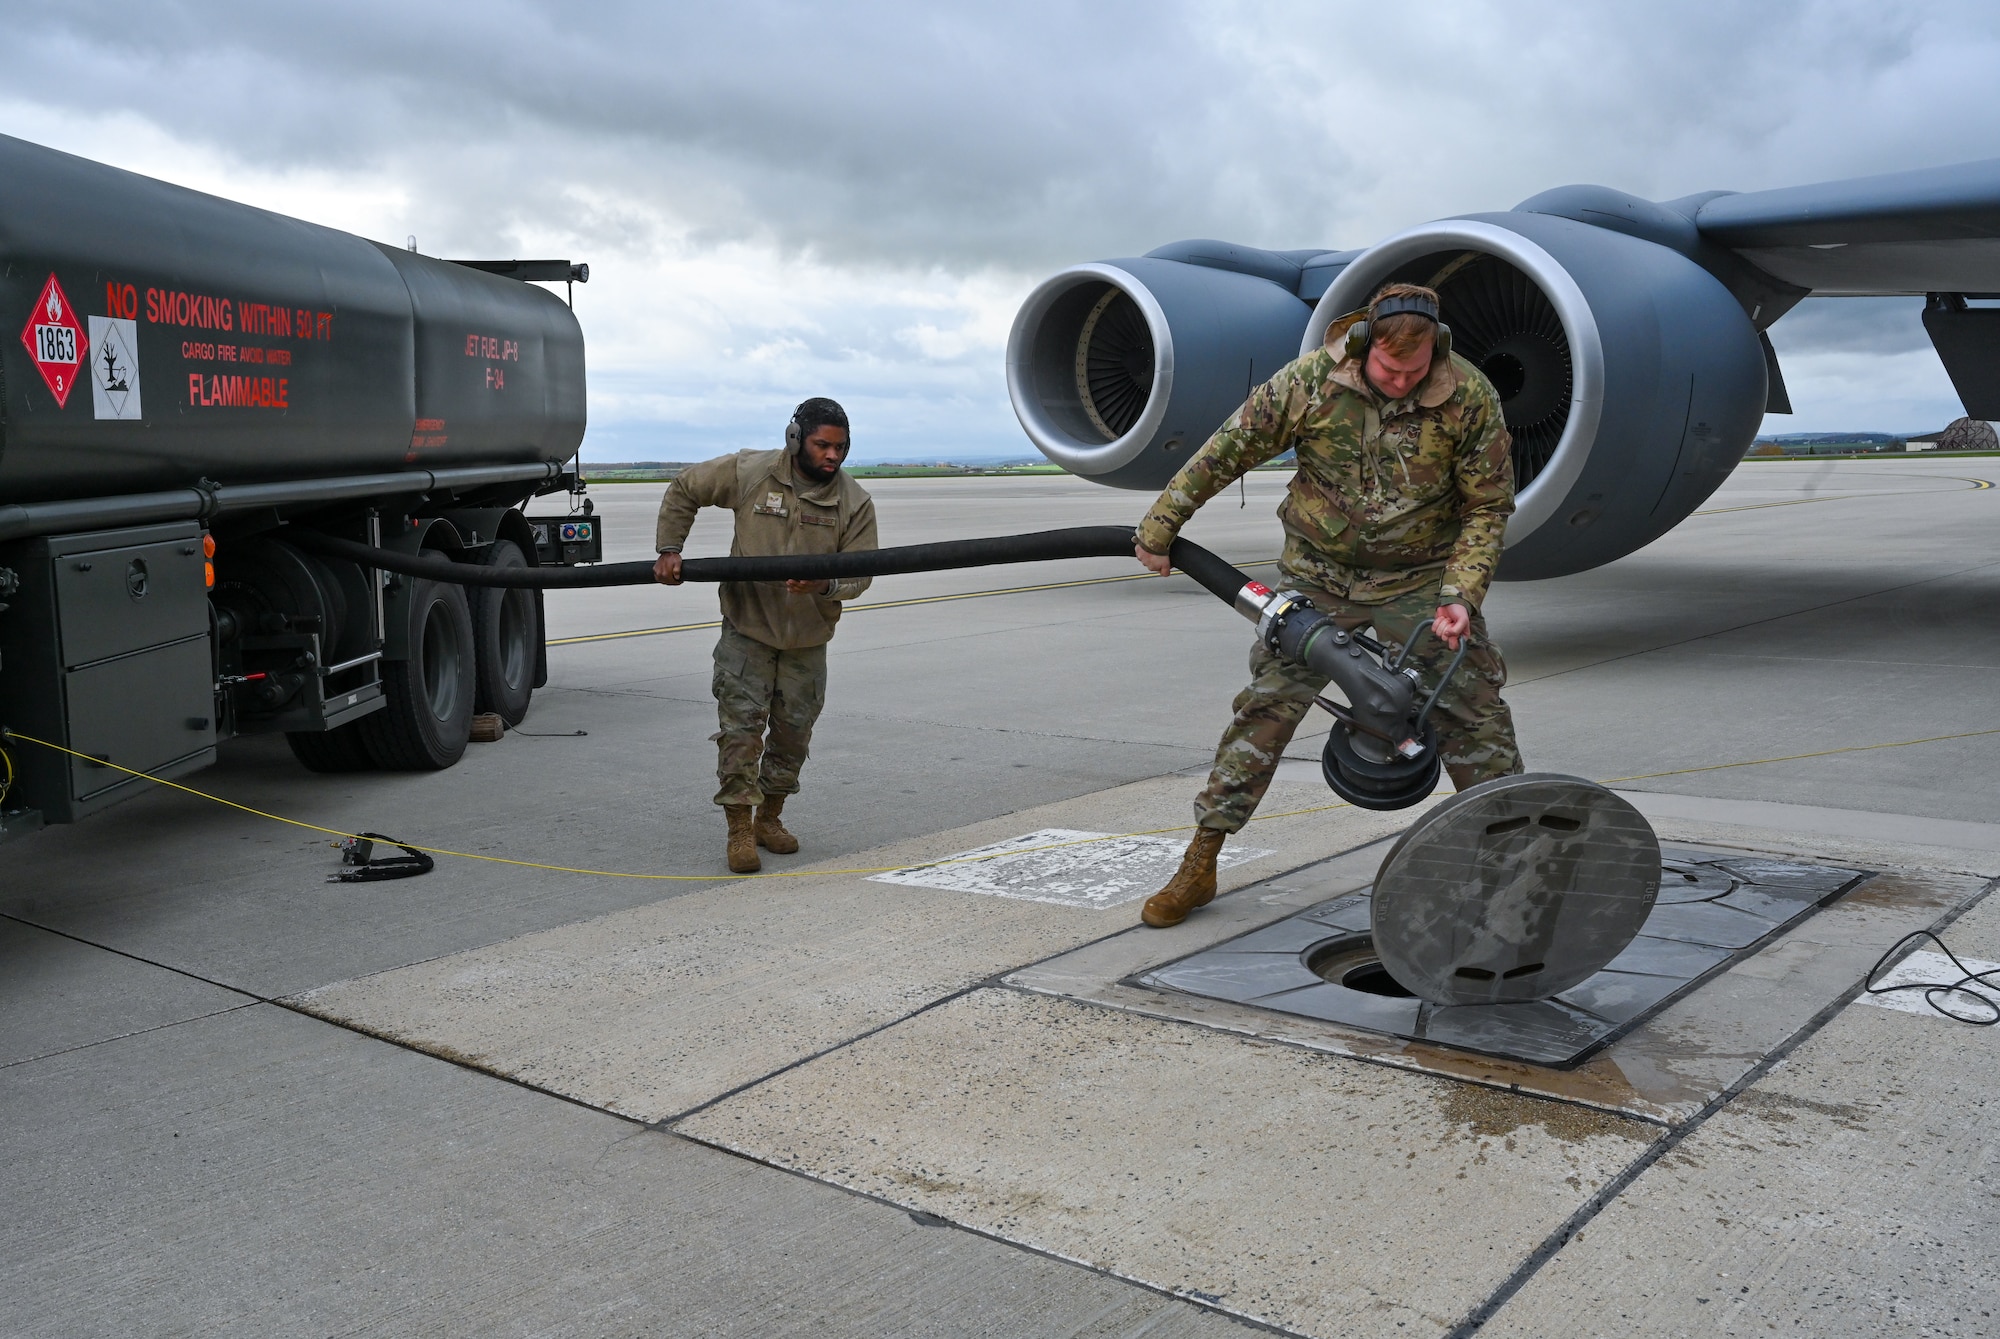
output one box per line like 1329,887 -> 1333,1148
1006,258 -> 1312,490
1309,214 -> 1766,579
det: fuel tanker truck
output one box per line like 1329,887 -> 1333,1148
0,133 -> 595,843
0,135 -> 1486,848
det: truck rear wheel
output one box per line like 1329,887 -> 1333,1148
472,539 -> 538,726
286,722 -> 376,772
360,576 -> 475,770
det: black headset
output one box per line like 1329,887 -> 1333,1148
785,401 -> 849,452
1340,292 -> 1453,362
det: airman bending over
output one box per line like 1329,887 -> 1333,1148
1133,283 -> 1525,927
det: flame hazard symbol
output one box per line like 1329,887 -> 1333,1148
19,273 -> 88,408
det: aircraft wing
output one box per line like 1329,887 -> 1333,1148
1008,157 -> 2000,582
1695,158 -> 2000,294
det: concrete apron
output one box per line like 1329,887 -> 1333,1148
291,774 -> 1427,1123
291,780 -> 2000,1339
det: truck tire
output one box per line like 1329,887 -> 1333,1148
472,539 -> 538,726
360,576 -> 476,770
286,722 -> 376,773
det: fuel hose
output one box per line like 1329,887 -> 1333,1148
295,524 -> 1445,808
293,526 -> 1251,590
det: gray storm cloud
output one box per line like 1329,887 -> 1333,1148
11,1 -> 2000,272
5,0 -> 1996,448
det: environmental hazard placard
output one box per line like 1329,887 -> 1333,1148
88,314 -> 143,420
19,273 -> 87,408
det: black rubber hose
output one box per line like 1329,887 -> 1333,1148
293,526 -> 1151,589
1164,537 -> 1254,604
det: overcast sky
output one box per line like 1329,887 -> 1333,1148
7,1 -> 1997,460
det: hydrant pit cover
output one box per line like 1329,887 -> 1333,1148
1371,774 -> 1661,1005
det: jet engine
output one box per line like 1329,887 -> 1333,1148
1007,213 -> 1771,579
1307,213 -> 1767,578
1005,247 -> 1319,491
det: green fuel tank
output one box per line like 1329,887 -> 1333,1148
0,132 -> 585,506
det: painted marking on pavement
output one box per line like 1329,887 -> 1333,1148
1693,475 -> 1991,516
869,827 -> 1273,910
1857,949 -> 2000,1019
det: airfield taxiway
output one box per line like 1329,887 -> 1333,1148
3,457 -> 1997,1336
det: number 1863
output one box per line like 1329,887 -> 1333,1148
35,324 -> 77,364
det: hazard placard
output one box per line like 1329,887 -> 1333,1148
19,273 -> 88,408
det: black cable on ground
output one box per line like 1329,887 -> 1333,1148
1862,929 -> 2000,1024
294,526 -> 1150,589
331,832 -> 436,883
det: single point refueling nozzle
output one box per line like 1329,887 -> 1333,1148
1228,579 -> 1468,811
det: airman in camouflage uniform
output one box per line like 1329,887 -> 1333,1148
655,398 -> 878,874
1134,284 -> 1524,926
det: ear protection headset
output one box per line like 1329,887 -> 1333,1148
787,398 -> 852,452
1340,292 -> 1453,362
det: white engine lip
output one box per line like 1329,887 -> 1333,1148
1006,262 -> 1175,477
1305,219 -> 1606,546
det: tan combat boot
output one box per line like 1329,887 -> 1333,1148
755,794 -> 800,854
1141,828 -> 1227,928
724,804 -> 761,873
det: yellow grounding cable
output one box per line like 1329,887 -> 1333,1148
2,724 -> 1996,883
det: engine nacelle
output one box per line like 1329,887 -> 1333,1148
1008,214 -> 1769,581
1005,256 -> 1312,490
1308,214 -> 1767,579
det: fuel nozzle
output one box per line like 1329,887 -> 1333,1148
1229,580 -> 1452,811
1159,537 -> 1469,810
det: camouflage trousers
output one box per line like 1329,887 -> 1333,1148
1194,583 -> 1522,832
710,622 -> 828,808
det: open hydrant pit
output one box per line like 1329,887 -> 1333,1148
1141,844 -> 1867,1068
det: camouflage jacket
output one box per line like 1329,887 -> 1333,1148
1134,345 -> 1515,610
655,448 -> 878,650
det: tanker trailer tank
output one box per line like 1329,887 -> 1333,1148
0,132 -> 590,841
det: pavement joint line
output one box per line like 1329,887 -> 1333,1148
1,730 -> 1324,882
657,831 -> 1414,1129
1598,725 -> 2000,783
271,995 -> 660,1130
1441,870 -> 2000,1338
0,909 -> 269,1004
0,1001 -> 262,1073
1512,554 -> 2000,689
549,557 -> 1284,647
655,980 -> 993,1129
808,707 -> 1219,753
657,1123 -> 1309,1338
0,904 -> 673,1129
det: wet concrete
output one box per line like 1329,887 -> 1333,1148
678,987 -> 1660,1339
1011,831 -> 1993,1126
1481,988 -> 2000,1337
